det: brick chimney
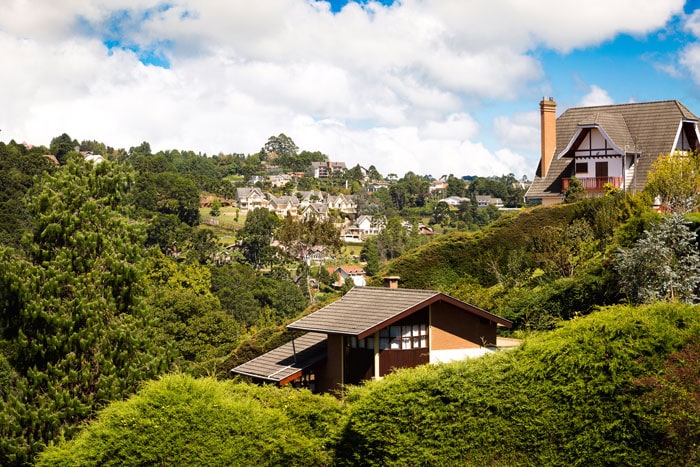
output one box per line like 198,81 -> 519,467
383,276 -> 400,289
540,97 -> 557,178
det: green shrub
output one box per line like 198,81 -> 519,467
335,303 -> 700,466
37,374 -> 343,466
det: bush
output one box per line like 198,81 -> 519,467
335,303 -> 700,466
37,374 -> 343,466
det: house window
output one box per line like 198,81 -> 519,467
353,324 -> 428,350
575,162 -> 588,174
595,162 -> 608,178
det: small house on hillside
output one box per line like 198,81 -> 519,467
311,161 -> 347,178
346,215 -> 383,240
328,265 -> 366,287
327,193 -> 357,214
231,278 -> 513,393
525,98 -> 700,205
299,202 -> 329,221
476,195 -> 503,207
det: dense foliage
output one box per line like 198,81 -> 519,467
0,161 -> 173,464
0,141 -> 55,247
336,303 -> 700,466
36,374 -> 343,466
378,194 -> 692,330
2,133 -> 699,464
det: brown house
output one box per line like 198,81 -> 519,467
231,279 -> 513,393
525,98 -> 700,205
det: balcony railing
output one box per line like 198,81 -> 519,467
562,176 -> 623,193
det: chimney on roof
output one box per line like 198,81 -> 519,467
383,276 -> 400,289
540,97 -> 557,178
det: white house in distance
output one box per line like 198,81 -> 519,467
236,187 -> 268,211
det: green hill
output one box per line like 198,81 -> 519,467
379,196 -> 643,329
382,203 -> 581,289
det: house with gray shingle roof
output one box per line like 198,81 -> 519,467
231,278 -> 513,393
268,195 -> 299,217
236,187 -> 268,211
525,98 -> 700,205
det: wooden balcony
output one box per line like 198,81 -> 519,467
562,177 -> 623,193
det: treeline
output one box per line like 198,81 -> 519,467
0,134 -> 521,463
3,133 -> 696,464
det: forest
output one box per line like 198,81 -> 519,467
0,135 -> 699,465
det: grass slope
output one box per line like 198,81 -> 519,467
384,204 -> 579,289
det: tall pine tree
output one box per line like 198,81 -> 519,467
0,160 -> 173,464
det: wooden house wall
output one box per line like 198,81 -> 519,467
430,301 -> 496,350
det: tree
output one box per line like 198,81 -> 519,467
564,176 -> 586,203
210,198 -> 222,217
0,160 -> 172,463
277,215 -> 342,264
49,132 -> 79,164
262,133 -> 298,161
446,174 -> 465,197
615,213 -> 700,304
367,165 -> 383,181
277,215 -> 342,299
431,201 -> 451,226
360,239 -> 380,276
377,217 -> 409,260
145,253 -> 241,369
645,151 -> 700,214
239,208 -> 281,269
0,141 -> 56,247
210,263 -> 264,327
530,219 -> 599,279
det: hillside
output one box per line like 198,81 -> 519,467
376,195 -> 647,330
382,203 -> 582,289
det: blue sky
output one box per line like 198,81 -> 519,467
2,0 -> 700,179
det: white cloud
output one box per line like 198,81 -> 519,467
493,111 -> 540,153
577,85 -> 615,107
0,0 -> 687,179
684,8 -> 700,38
679,44 -> 700,85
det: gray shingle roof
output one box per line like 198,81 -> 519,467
526,100 -> 698,200
231,332 -> 327,383
287,286 -> 511,338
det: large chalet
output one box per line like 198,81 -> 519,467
525,98 -> 700,205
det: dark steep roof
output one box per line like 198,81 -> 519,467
287,286 -> 512,339
527,100 -> 698,200
231,332 -> 327,384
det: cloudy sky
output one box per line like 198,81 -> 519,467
2,0 -> 700,179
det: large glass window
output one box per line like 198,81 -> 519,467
350,324 -> 428,350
